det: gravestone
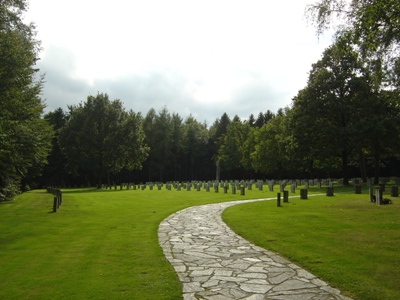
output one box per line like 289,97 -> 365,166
240,186 -> 245,195
376,188 -> 383,205
355,185 -> 361,194
390,185 -> 398,197
53,196 -> 58,212
283,190 -> 289,203
277,193 -> 281,207
300,189 -> 308,199
232,185 -> 236,194
291,184 -> 295,194
369,188 -> 374,202
326,186 -> 334,196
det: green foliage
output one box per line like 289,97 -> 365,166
142,107 -> 175,181
307,0 -> 400,90
209,112 -> 231,160
42,108 -> 69,187
0,0 -> 52,199
290,33 -> 378,183
183,115 -> 210,179
307,0 -> 400,52
59,93 -> 148,186
142,108 -> 214,182
251,115 -> 291,178
219,120 -> 250,173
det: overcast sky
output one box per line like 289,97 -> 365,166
25,0 -> 333,124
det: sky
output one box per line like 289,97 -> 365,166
25,0 -> 333,124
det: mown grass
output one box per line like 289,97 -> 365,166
0,187 -> 273,299
223,185 -> 400,300
1,185 -> 399,299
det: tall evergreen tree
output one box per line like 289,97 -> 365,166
182,116 -> 209,180
209,113 -> 231,180
42,108 -> 69,187
142,107 -> 173,181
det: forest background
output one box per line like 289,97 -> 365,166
2,0 -> 400,200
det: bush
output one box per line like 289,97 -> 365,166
0,178 -> 21,202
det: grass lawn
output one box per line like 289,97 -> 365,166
0,186 -> 272,299
223,185 -> 400,300
0,184 -> 399,299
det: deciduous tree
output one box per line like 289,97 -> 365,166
59,93 -> 148,187
251,115 -> 290,179
0,0 -> 52,199
291,34 -> 376,184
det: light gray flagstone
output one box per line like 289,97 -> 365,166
158,197 -> 353,299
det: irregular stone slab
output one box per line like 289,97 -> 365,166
158,198 -> 353,299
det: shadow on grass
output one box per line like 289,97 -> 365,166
0,200 -> 14,205
58,188 -> 102,194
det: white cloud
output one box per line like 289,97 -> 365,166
27,0 -> 333,122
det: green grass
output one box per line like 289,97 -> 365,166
0,187 -> 272,299
1,185 -> 399,299
223,185 -> 400,300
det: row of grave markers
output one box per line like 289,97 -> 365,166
103,176 -> 400,190
47,188 -> 63,212
101,178 -> 398,205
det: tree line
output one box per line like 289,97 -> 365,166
41,96 -> 282,187
1,0 -> 400,200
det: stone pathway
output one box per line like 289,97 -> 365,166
158,198 -> 353,300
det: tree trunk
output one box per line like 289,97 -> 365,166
374,151 -> 380,185
341,150 -> 349,185
215,160 -> 220,181
359,151 -> 367,182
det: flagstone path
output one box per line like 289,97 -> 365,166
158,198 -> 353,300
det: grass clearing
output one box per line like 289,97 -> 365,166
1,185 -> 399,299
0,187 -> 272,299
223,185 -> 400,300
